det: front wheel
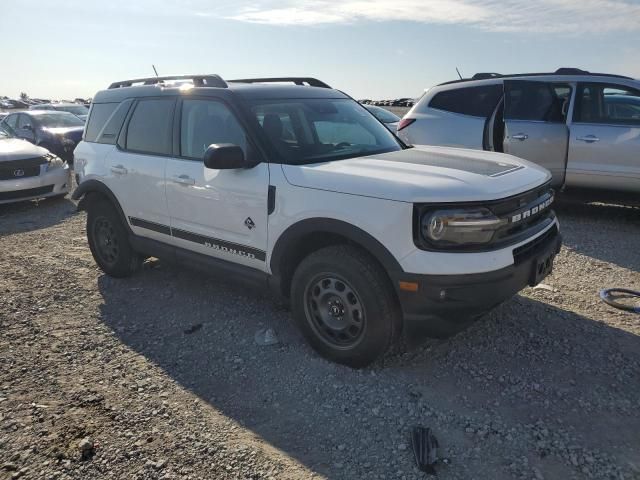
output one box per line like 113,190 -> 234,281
291,245 -> 401,368
86,200 -> 141,277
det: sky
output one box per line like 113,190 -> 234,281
2,0 -> 639,100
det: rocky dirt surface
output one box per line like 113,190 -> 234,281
1,194 -> 639,480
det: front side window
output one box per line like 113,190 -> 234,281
17,114 -> 33,130
504,81 -> 569,123
574,83 -> 640,126
429,85 -> 502,118
125,98 -> 175,155
249,98 -> 402,165
180,99 -> 248,159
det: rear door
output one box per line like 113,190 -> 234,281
567,83 -> 640,192
165,96 -> 269,271
105,97 -> 174,243
503,80 -> 571,187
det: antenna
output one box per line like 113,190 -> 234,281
455,67 -> 463,80
152,65 -> 159,78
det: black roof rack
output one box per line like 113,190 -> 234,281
439,68 -> 634,86
228,77 -> 331,89
108,74 -> 228,89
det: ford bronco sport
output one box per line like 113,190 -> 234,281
73,74 -> 561,367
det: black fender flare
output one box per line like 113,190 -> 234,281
269,217 -> 404,296
72,180 -> 131,234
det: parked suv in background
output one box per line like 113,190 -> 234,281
1,110 -> 84,162
73,74 -> 560,367
398,68 -> 640,193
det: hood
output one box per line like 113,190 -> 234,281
0,138 -> 48,162
282,145 -> 552,203
43,126 -> 84,142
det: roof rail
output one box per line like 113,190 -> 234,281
228,77 -> 331,88
471,73 -> 502,80
108,74 -> 228,89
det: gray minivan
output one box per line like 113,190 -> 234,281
398,68 -> 640,193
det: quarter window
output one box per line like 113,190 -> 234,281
429,85 -> 502,117
85,103 -> 118,142
125,99 -> 175,155
574,83 -> 640,126
180,99 -> 248,159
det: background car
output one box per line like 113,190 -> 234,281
398,68 -> 640,193
1,110 -> 84,162
30,102 -> 90,121
364,104 -> 401,131
0,123 -> 71,204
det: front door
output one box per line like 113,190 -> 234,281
165,97 -> 269,271
503,80 -> 571,187
567,83 -> 640,192
105,97 -> 174,243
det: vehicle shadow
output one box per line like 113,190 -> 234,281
554,193 -> 640,272
96,262 -> 640,478
0,195 -> 77,236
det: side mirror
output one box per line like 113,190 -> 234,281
203,144 -> 246,170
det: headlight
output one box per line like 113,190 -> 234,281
45,153 -> 66,171
420,208 -> 505,247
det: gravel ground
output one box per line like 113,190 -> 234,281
1,192 -> 639,480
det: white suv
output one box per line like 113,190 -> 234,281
398,68 -> 640,193
73,74 -> 561,367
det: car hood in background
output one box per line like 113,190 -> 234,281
282,145 -> 552,203
0,138 -> 48,162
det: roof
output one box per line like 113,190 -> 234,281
93,75 -> 347,104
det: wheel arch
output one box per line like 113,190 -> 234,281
269,218 -> 403,300
72,180 -> 131,234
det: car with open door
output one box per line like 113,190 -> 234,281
398,68 -> 640,193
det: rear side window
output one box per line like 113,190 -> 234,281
85,103 -> 118,142
429,85 -> 502,117
125,99 -> 175,155
574,83 -> 640,126
504,81 -> 568,123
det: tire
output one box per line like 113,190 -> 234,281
291,245 -> 401,368
86,200 -> 141,277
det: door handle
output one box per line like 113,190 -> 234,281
110,165 -> 128,175
576,135 -> 600,143
511,133 -> 529,141
172,174 -> 195,186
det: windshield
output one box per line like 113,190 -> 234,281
366,105 -> 400,123
36,112 -> 85,128
248,98 -> 402,165
56,105 -> 89,116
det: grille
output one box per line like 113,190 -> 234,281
0,156 -> 47,180
0,185 -> 54,201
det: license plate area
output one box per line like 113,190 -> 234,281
531,251 -> 555,286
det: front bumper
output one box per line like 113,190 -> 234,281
394,224 -> 562,338
0,164 -> 71,204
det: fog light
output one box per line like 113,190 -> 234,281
439,289 -> 447,300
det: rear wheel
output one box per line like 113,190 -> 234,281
291,245 -> 400,368
86,200 -> 141,277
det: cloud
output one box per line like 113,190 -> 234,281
226,0 -> 640,34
